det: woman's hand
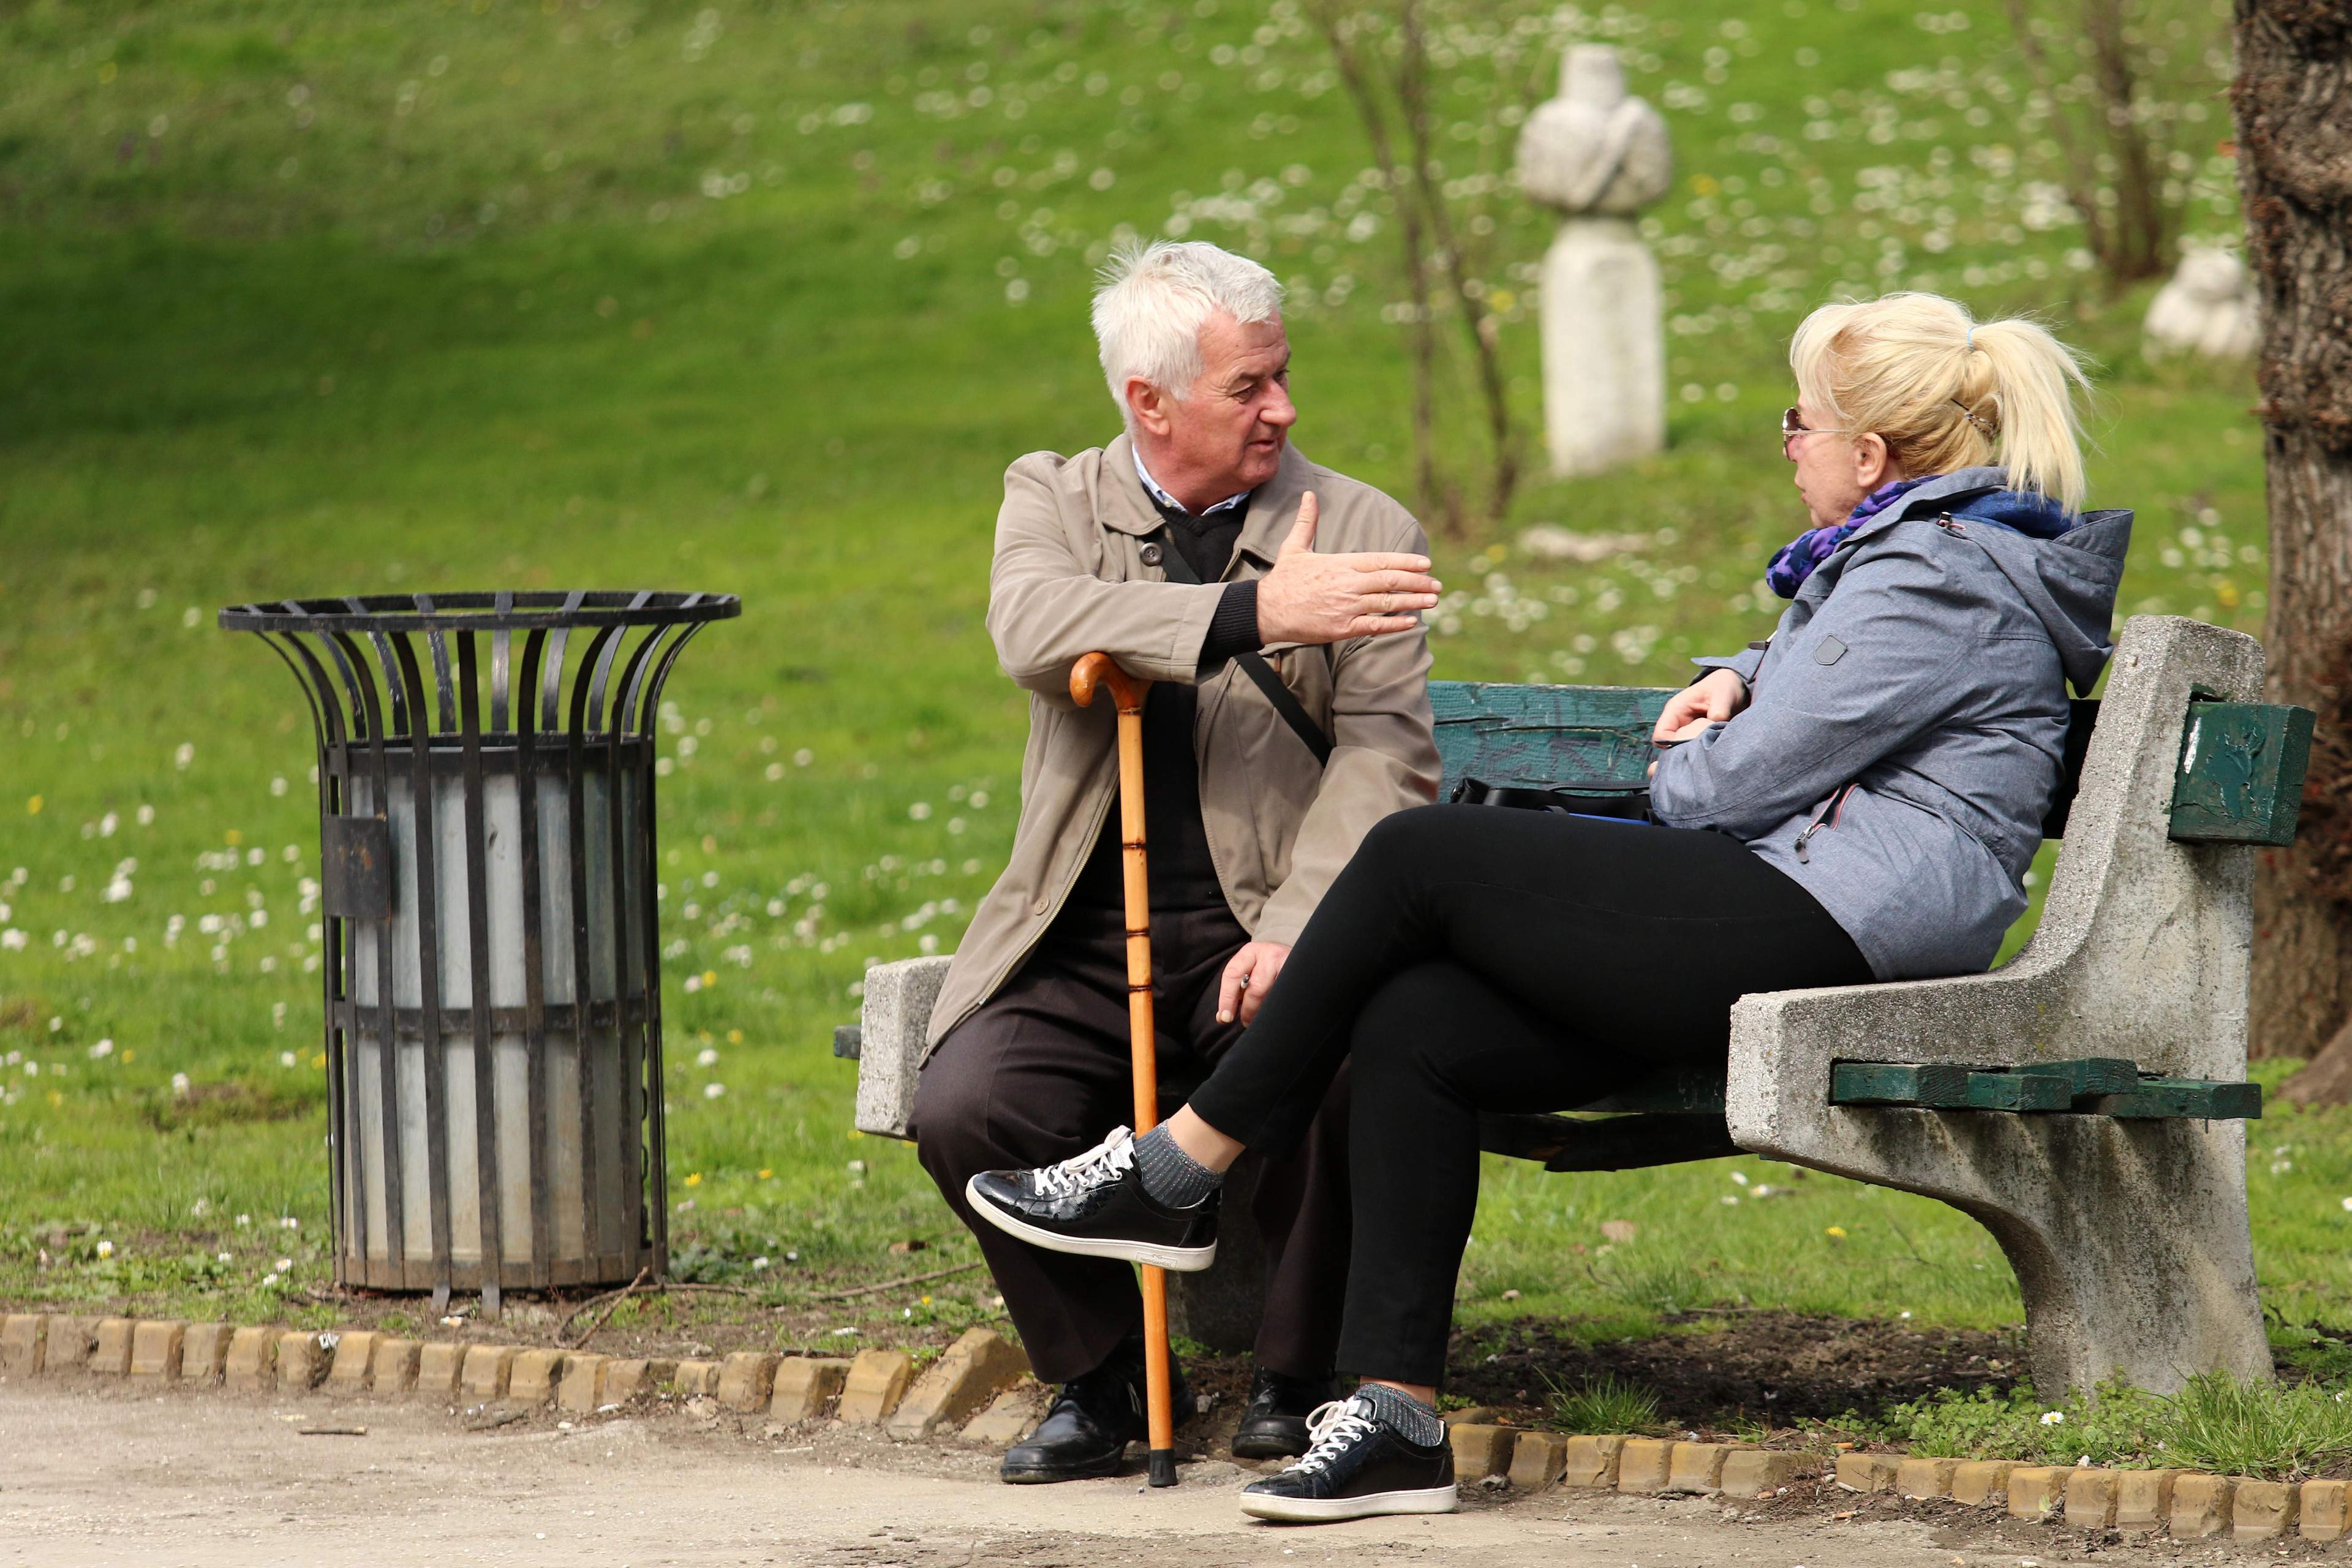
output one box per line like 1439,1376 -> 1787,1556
1652,668 -> 1750,745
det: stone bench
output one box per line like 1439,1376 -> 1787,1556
842,615 -> 2312,1398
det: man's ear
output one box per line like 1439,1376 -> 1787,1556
1125,377 -> 1172,439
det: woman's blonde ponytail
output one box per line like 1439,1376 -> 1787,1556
1963,317 -> 2092,513
1790,292 -> 2094,513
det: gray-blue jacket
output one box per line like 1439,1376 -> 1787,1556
1648,467 -> 2130,981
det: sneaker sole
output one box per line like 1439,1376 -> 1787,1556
964,1177 -> 1217,1273
1238,1485 -> 1461,1523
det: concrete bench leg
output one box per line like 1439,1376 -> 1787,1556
1167,1159 -> 1267,1355
1834,1115 -> 2269,1396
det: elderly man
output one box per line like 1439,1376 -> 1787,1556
913,239 -> 1442,1484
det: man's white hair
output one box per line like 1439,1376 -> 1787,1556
1091,239 -> 1284,423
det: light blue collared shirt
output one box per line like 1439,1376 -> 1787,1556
1134,449 -> 1250,518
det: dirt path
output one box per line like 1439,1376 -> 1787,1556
0,1381 -> 2245,1568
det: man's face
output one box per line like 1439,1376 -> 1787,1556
1160,311 -> 1296,494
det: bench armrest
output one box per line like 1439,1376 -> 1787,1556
852,956 -> 954,1140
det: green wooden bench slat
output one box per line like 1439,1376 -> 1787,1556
2015,1057 -> 2138,1096
1430,681 -> 1672,796
2171,700 -> 2315,847
2089,1078 -> 2264,1120
1831,1062 -> 1973,1107
1965,1071 -> 2075,1111
1572,1062 -> 1727,1115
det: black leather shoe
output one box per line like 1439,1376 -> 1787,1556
1000,1343 -> 1197,1484
1231,1367 -> 1335,1460
1239,1395 -> 1458,1522
967,1126 -> 1218,1272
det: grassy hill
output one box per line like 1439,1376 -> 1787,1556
7,0 -> 2333,1361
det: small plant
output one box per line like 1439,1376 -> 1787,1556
1866,1378 -> 2154,1465
1544,1370 -> 1665,1436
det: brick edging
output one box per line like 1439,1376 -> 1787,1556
1833,1447 -> 2343,1542
0,1312 -> 1034,1441
1442,1424 -> 2342,1540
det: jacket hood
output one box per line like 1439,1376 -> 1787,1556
1877,466 -> 2130,695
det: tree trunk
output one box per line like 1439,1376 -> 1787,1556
2233,0 -> 2352,1079
2084,0 -> 2171,284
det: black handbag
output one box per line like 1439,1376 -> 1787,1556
1449,775 -> 1653,824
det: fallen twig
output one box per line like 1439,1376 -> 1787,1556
559,1275 -> 752,1347
808,1260 -> 983,1302
562,1265 -> 654,1348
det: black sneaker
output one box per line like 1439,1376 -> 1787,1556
1000,1341 -> 1198,1485
965,1126 -> 1218,1272
1231,1367 -> 1335,1460
1238,1395 -> 1459,1523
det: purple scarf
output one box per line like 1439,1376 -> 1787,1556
1765,475 -> 1940,598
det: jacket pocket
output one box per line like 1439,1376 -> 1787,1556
1792,782 -> 1859,864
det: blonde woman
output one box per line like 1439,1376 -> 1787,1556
966,292 -> 2132,1521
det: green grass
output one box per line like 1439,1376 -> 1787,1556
1870,1370 -> 2352,1480
0,0 -> 2323,1360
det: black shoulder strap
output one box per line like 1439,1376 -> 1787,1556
1152,529 -> 1333,768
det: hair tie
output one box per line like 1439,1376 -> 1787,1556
1966,325 -> 1977,350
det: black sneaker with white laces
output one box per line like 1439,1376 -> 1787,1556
965,1126 -> 1218,1273
1238,1396 -> 1460,1523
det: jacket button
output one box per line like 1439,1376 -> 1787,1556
1139,543 -> 1163,567
1031,897 -> 1050,917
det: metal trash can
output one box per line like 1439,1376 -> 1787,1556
219,590 -> 739,1312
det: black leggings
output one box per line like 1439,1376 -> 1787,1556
1188,804 -> 1873,1386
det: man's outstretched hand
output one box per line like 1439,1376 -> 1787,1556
1254,492 -> 1442,646
1216,941 -> 1292,1026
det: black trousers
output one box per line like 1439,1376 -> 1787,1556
1186,805 -> 1875,1387
913,903 -> 1351,1385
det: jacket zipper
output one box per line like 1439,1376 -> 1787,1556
1793,782 -> 1858,864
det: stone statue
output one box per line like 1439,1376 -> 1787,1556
1517,46 -> 1674,475
2144,247 -> 2261,361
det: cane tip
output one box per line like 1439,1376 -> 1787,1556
1147,1449 -> 1178,1487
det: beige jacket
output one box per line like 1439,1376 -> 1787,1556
925,433 -> 1441,1049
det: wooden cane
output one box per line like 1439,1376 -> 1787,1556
1069,650 -> 1178,1488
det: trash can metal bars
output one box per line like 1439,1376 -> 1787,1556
219,590 -> 740,1312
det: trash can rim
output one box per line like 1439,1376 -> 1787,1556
217,590 -> 741,635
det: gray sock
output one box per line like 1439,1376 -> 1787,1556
1355,1383 -> 1445,1447
1132,1125 -> 1222,1209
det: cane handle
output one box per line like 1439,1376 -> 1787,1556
1070,651 -> 1149,714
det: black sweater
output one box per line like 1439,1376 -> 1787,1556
1066,500 -> 1262,916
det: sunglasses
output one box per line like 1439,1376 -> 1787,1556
1779,407 -> 1848,454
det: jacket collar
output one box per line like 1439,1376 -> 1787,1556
1098,433 -> 1313,573
1838,465 -> 2009,552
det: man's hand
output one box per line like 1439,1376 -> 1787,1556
1652,668 -> 1749,745
1254,493 -> 1442,645
1216,940 -> 1292,1025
